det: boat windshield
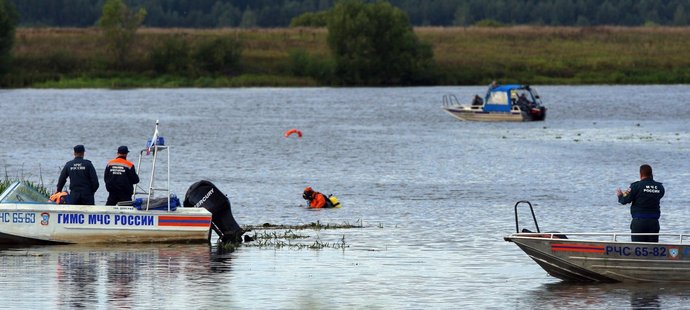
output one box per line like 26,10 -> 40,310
0,181 -> 50,203
530,88 -> 543,104
486,91 -> 509,105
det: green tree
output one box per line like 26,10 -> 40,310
453,3 -> 471,26
98,0 -> 146,68
239,8 -> 257,28
149,35 -> 191,75
290,10 -> 330,27
193,37 -> 243,75
0,0 -> 17,77
327,0 -> 435,85
673,4 -> 688,25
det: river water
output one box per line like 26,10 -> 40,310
1,86 -> 690,309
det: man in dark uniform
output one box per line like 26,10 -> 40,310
57,144 -> 100,205
104,145 -> 140,206
616,164 -> 665,242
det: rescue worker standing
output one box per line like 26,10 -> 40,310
56,144 -> 99,205
303,187 -> 331,208
616,164 -> 665,242
104,146 -> 140,206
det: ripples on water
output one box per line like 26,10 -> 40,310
0,86 -> 690,308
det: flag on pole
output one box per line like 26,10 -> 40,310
147,121 -> 160,155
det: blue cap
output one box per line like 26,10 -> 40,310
73,145 -> 85,153
117,145 -> 129,154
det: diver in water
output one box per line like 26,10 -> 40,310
303,187 -> 334,208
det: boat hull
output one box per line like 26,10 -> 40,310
505,234 -> 690,283
442,106 -> 545,122
0,203 -> 212,245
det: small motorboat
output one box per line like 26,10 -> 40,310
505,201 -> 690,283
442,84 -> 546,122
0,122 -> 244,245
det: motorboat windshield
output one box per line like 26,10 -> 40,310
0,181 -> 50,203
529,88 -> 543,105
486,91 -> 509,105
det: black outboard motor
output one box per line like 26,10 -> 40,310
183,180 -> 243,244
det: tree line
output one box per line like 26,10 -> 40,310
0,0 -> 433,87
8,0 -> 690,28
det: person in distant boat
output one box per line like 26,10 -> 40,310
303,186 -> 332,208
472,95 -> 483,106
516,93 -> 531,110
56,144 -> 100,205
616,164 -> 665,242
104,145 -> 140,206
488,80 -> 498,91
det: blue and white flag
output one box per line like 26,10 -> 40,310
146,121 -> 160,155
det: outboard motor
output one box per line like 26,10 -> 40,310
183,180 -> 243,244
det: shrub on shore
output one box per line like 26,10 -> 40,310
0,0 -> 17,77
7,26 -> 690,88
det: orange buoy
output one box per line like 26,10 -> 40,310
284,128 -> 302,138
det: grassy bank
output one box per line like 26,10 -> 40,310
7,26 -> 690,88
424,26 -> 690,85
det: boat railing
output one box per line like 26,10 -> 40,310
442,94 -> 461,107
513,200 -> 540,233
133,121 -> 171,211
511,232 -> 690,244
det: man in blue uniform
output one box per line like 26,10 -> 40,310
616,164 -> 665,242
56,144 -> 100,205
104,145 -> 140,205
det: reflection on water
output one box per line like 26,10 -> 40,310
630,290 -> 661,310
0,244 -> 232,308
518,282 -> 686,309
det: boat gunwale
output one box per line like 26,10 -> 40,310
506,232 -> 690,245
0,201 -> 212,215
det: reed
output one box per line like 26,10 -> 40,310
247,219 -> 364,231
421,26 -> 690,84
239,231 -> 348,250
9,26 -> 690,87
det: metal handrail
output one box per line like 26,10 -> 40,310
510,232 -> 690,243
442,94 -> 461,107
133,121 -> 171,211
514,200 -> 540,233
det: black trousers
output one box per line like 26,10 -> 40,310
630,218 -> 660,242
70,192 -> 95,205
106,193 -> 132,206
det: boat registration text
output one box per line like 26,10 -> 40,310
0,212 -> 36,224
57,214 -> 155,226
606,245 -> 668,257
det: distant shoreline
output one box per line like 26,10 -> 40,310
7,26 -> 690,88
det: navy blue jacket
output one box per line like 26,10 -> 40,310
618,177 -> 665,219
57,157 -> 100,194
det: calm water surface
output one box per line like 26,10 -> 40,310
1,86 -> 690,309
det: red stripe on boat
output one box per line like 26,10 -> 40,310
551,243 -> 605,254
158,216 -> 211,227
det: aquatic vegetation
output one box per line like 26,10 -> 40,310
242,233 -> 348,250
246,219 -> 364,231
222,221 -> 358,251
251,230 -> 309,240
